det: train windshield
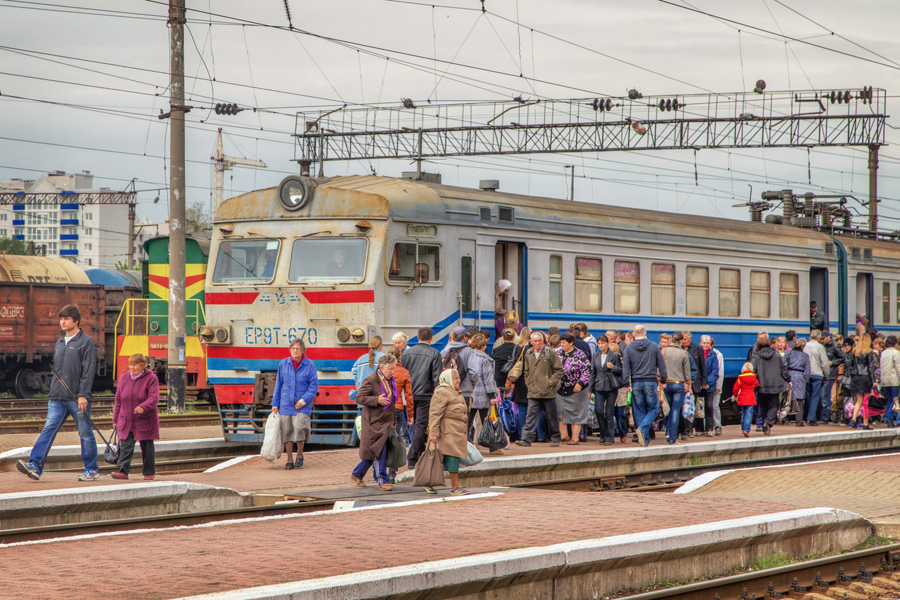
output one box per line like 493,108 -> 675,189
288,238 -> 367,283
212,239 -> 280,284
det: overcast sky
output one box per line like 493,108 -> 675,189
2,0 -> 899,227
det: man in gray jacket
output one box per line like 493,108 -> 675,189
803,329 -> 830,426
403,327 -> 443,469
17,304 -> 99,481
510,331 -> 564,447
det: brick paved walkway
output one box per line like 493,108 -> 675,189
0,490 -> 800,600
683,451 -> 900,519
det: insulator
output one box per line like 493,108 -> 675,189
659,99 -> 666,111
844,90 -> 852,103
672,99 -> 680,110
665,98 -> 672,111
605,98 -> 612,111
830,91 -> 836,104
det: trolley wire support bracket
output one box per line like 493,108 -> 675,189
292,87 -> 887,166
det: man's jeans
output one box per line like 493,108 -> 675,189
805,376 -> 824,422
663,383 -> 685,444
884,386 -> 899,425
631,381 -> 660,446
28,398 -> 98,475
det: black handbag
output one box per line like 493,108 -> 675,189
85,413 -> 119,465
867,394 -> 887,411
386,430 -> 406,469
478,405 -> 508,450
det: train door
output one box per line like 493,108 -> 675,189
856,273 -> 873,331
458,238 -> 476,325
495,242 -> 527,325
810,267 -> 828,328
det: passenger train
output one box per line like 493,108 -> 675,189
204,175 -> 900,445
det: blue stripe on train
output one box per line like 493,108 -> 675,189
208,376 -> 354,386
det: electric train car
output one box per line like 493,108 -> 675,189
114,235 -> 211,400
204,174 -> 900,444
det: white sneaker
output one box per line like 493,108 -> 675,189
78,470 -> 100,481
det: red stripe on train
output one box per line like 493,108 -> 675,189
301,290 -> 374,304
214,384 -> 353,406
207,345 -> 367,360
206,292 -> 259,305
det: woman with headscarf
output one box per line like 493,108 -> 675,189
426,368 -> 470,496
555,332 -> 592,445
350,353 -> 399,491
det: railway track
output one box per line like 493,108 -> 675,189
0,412 -> 220,434
620,543 -> 900,600
0,399 -> 211,421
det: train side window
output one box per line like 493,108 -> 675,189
289,238 -> 367,284
614,260 -> 639,314
686,266 -> 709,316
388,242 -> 441,283
651,263 -> 675,315
549,255 -> 562,311
750,271 -> 771,318
460,256 -> 472,314
574,257 -> 601,312
779,273 -> 799,319
719,269 -> 741,317
883,282 -> 890,324
212,239 -> 280,284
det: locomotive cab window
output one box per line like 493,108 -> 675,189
212,239 -> 280,284
289,238 -> 367,284
388,242 -> 441,283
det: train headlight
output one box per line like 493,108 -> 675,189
351,328 -> 366,342
337,327 -> 351,343
278,175 -> 316,211
200,327 -> 215,342
215,328 -> 228,342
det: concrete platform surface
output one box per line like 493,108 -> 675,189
2,424 -> 894,497
0,424 -> 225,454
0,490 -> 864,600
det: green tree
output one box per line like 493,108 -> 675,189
185,200 -> 212,233
0,237 -> 27,255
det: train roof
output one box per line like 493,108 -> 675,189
143,234 -> 211,256
217,175 -> 900,259
0,255 -> 91,284
85,268 -> 141,288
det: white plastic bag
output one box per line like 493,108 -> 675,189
460,441 -> 483,467
261,412 -> 282,462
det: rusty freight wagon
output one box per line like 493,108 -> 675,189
0,255 -> 106,398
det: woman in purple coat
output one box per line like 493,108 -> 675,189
111,353 -> 160,480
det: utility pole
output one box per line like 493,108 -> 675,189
167,0 -> 187,413
868,144 -> 879,233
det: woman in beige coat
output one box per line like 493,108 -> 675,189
427,369 -> 469,496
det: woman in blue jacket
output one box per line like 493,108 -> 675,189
272,338 -> 319,469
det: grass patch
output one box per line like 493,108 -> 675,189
748,552 -> 795,571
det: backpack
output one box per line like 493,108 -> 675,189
443,346 -> 463,371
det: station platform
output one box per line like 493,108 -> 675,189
0,488 -> 868,600
678,452 -> 900,535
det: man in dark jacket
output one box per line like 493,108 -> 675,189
622,325 -> 667,447
402,327 -> 443,469
821,331 -> 843,422
810,301 -> 827,332
750,336 -> 789,434
17,304 -> 99,481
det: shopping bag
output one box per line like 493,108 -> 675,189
412,445 -> 446,487
500,398 -> 518,435
260,412 -> 282,462
682,393 -> 695,421
659,397 -> 670,419
478,405 -> 508,450
460,441 -> 483,467
386,430 -> 407,469
103,428 -> 120,465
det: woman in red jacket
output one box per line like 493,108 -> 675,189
111,353 -> 160,480
733,362 -> 759,437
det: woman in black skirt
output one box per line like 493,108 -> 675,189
848,333 -> 878,428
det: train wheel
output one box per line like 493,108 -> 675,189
15,369 -> 41,399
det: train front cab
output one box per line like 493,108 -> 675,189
204,179 -> 380,445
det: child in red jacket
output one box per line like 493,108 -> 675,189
733,362 -> 759,437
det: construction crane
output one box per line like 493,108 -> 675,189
212,128 -> 267,210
